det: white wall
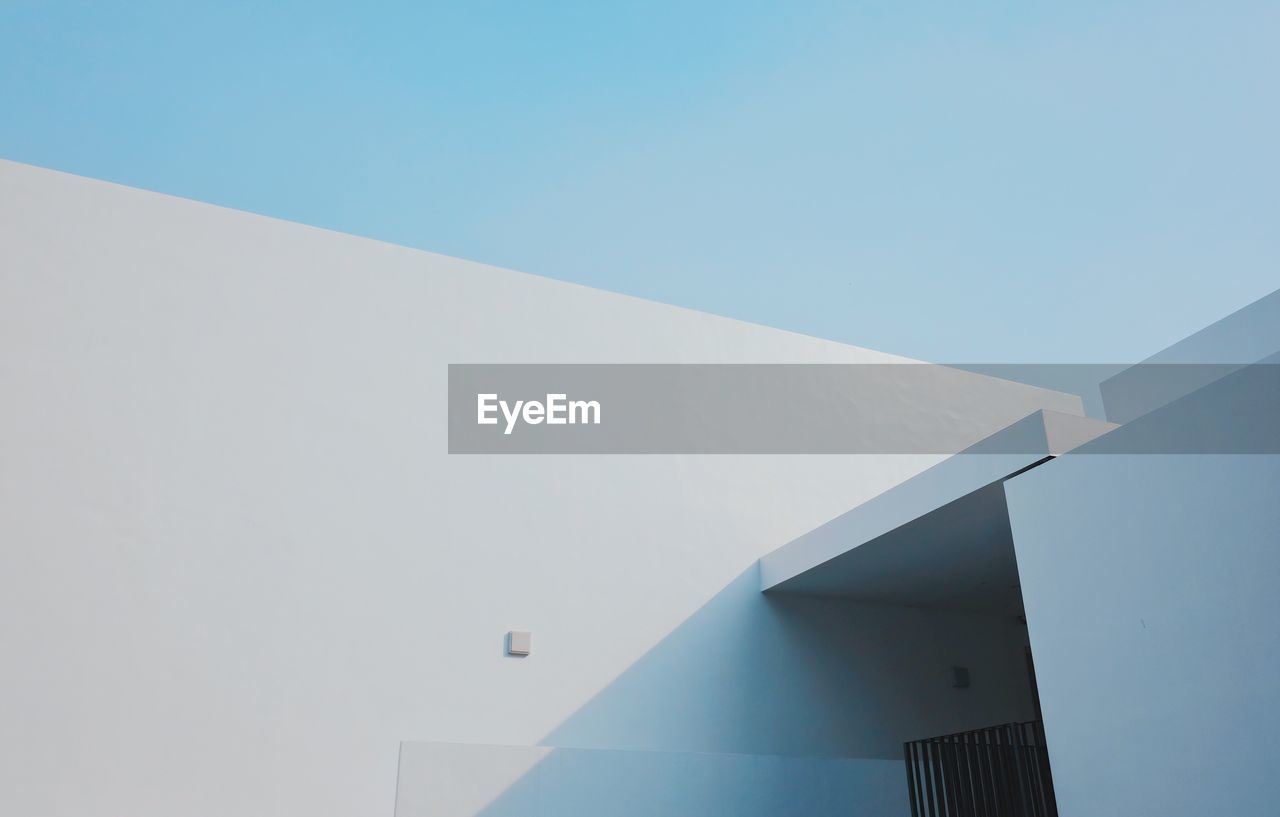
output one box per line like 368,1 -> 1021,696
1006,367 -> 1280,817
540,567 -> 1038,758
0,160 -> 1080,816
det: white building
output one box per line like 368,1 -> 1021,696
2,159 -> 1275,817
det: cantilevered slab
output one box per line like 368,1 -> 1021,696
1100,289 -> 1280,424
760,410 -> 1116,609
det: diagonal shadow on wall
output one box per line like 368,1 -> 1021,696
397,561 -> 1037,816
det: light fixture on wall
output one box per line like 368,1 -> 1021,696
506,630 -> 531,657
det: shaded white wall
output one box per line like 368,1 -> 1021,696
1006,367 -> 1280,816
542,567 -> 1038,757
0,160 -> 1079,816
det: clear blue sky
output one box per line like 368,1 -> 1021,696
2,1 -> 1276,363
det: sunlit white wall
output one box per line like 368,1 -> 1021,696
0,160 -> 1080,816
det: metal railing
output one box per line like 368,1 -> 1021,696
903,720 -> 1058,817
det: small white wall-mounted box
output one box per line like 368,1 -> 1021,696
506,630 -> 531,656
